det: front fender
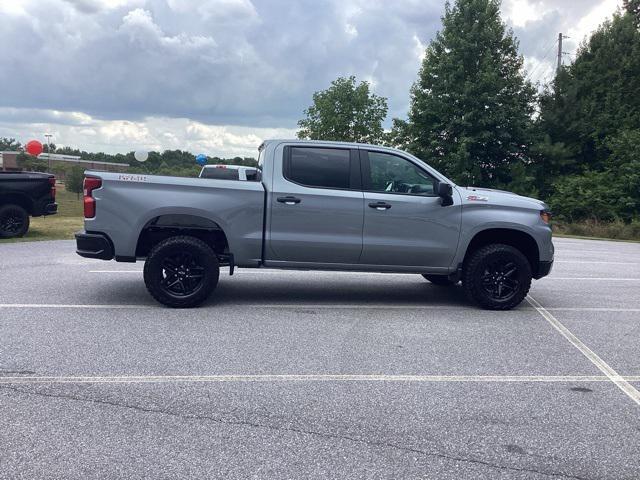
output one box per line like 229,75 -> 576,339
452,205 -> 553,267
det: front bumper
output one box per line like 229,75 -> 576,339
534,260 -> 554,279
75,231 -> 114,260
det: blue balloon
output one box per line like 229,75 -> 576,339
196,154 -> 207,166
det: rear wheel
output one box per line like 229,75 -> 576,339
421,274 -> 457,286
0,204 -> 29,238
462,244 -> 531,310
143,236 -> 219,308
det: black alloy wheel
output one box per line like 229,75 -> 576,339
480,260 -> 520,301
0,205 -> 29,238
144,235 -> 219,308
463,244 -> 532,310
160,252 -> 206,297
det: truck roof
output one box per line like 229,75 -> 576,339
260,139 -> 454,186
262,139 -> 407,154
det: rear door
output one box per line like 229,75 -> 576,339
267,145 -> 364,264
359,149 -> 461,268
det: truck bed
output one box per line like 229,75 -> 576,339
84,171 -> 265,265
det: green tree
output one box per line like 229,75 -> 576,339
537,12 -> 640,175
604,129 -> 640,220
18,153 -> 48,172
549,171 -> 618,222
0,138 -> 21,151
297,76 -> 388,143
537,10 -> 640,220
51,163 -> 70,179
403,0 -> 536,189
625,0 -> 640,27
65,166 -> 85,199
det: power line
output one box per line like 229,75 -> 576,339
525,38 -> 558,82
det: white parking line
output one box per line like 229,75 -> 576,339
555,261 -> 640,265
0,304 -> 152,309
544,307 -> 640,312
0,303 -> 639,312
2,374 -> 639,384
542,277 -> 640,281
527,295 -> 640,407
89,270 -> 142,273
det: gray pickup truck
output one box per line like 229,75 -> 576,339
76,140 -> 553,310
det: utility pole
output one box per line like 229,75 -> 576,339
44,133 -> 53,171
556,32 -> 563,74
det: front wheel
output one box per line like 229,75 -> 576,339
143,236 -> 219,308
462,244 -> 532,310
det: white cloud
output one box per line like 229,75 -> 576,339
0,109 -> 295,157
569,0 -> 623,45
0,1 -> 28,16
63,0 -> 145,14
166,0 -> 258,23
120,8 -> 218,51
0,0 -> 625,155
502,0 -> 551,27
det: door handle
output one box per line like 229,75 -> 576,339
277,196 -> 301,205
368,201 -> 392,210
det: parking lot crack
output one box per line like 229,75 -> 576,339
0,385 -> 591,480
0,368 -> 36,375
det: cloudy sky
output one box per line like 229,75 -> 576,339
0,0 -> 623,157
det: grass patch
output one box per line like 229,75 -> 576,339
0,184 -> 84,243
55,185 -> 84,217
0,216 -> 84,243
553,220 -> 640,242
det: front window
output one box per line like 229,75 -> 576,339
366,151 -> 437,196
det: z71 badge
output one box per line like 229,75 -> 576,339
467,195 -> 489,202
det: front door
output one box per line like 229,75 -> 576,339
267,145 -> 364,264
359,149 -> 461,268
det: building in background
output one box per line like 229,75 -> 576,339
36,154 -> 129,180
0,151 -> 20,172
1,151 -> 129,179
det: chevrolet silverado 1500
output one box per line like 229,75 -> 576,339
75,140 -> 553,309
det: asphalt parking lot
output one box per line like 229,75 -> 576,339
1,237 -> 639,479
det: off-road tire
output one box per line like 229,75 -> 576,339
0,204 -> 29,238
421,274 -> 457,286
463,244 -> 532,310
143,235 -> 219,308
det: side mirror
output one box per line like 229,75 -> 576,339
437,182 -> 454,206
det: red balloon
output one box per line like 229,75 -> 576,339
25,140 -> 43,157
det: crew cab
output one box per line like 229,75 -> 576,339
0,171 -> 57,238
75,140 -> 554,310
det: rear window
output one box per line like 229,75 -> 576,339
285,147 -> 351,189
200,168 -> 240,180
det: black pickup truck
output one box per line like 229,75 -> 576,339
0,172 -> 57,238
